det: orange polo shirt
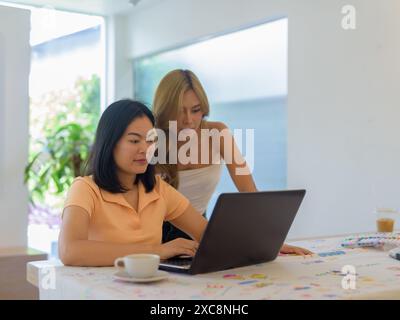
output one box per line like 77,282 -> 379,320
63,175 -> 189,245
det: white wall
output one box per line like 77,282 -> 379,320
125,0 -> 400,239
0,5 -> 31,248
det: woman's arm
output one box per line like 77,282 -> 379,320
214,121 -> 258,192
211,122 -> 313,256
58,206 -> 200,266
169,204 -> 208,243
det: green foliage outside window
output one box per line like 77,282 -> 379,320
25,74 -> 100,206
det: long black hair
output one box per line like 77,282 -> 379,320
86,99 -> 156,193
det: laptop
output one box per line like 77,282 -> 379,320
159,189 -> 306,275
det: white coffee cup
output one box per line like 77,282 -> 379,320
114,254 -> 160,278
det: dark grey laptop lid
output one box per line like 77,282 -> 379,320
188,190 -> 306,275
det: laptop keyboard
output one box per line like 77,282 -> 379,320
159,256 -> 193,270
164,257 -> 192,266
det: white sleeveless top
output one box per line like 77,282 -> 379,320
177,164 -> 222,214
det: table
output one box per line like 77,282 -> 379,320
27,235 -> 400,300
0,247 -> 47,299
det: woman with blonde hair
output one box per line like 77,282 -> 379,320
153,69 -> 311,256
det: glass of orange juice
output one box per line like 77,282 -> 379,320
376,208 -> 398,233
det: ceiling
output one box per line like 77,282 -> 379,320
2,0 -> 164,16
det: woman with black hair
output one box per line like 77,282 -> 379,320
58,100 -> 207,267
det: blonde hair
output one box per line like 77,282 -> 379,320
153,69 -> 210,188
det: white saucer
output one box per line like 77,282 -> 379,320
113,270 -> 169,283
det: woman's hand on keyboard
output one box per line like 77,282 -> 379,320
158,238 -> 199,260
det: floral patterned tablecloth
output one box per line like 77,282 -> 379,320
27,236 -> 400,300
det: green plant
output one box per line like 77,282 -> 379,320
25,75 -> 100,205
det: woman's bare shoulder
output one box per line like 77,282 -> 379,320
203,120 -> 229,131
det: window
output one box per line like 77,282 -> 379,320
26,7 -> 104,255
134,18 -> 288,215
